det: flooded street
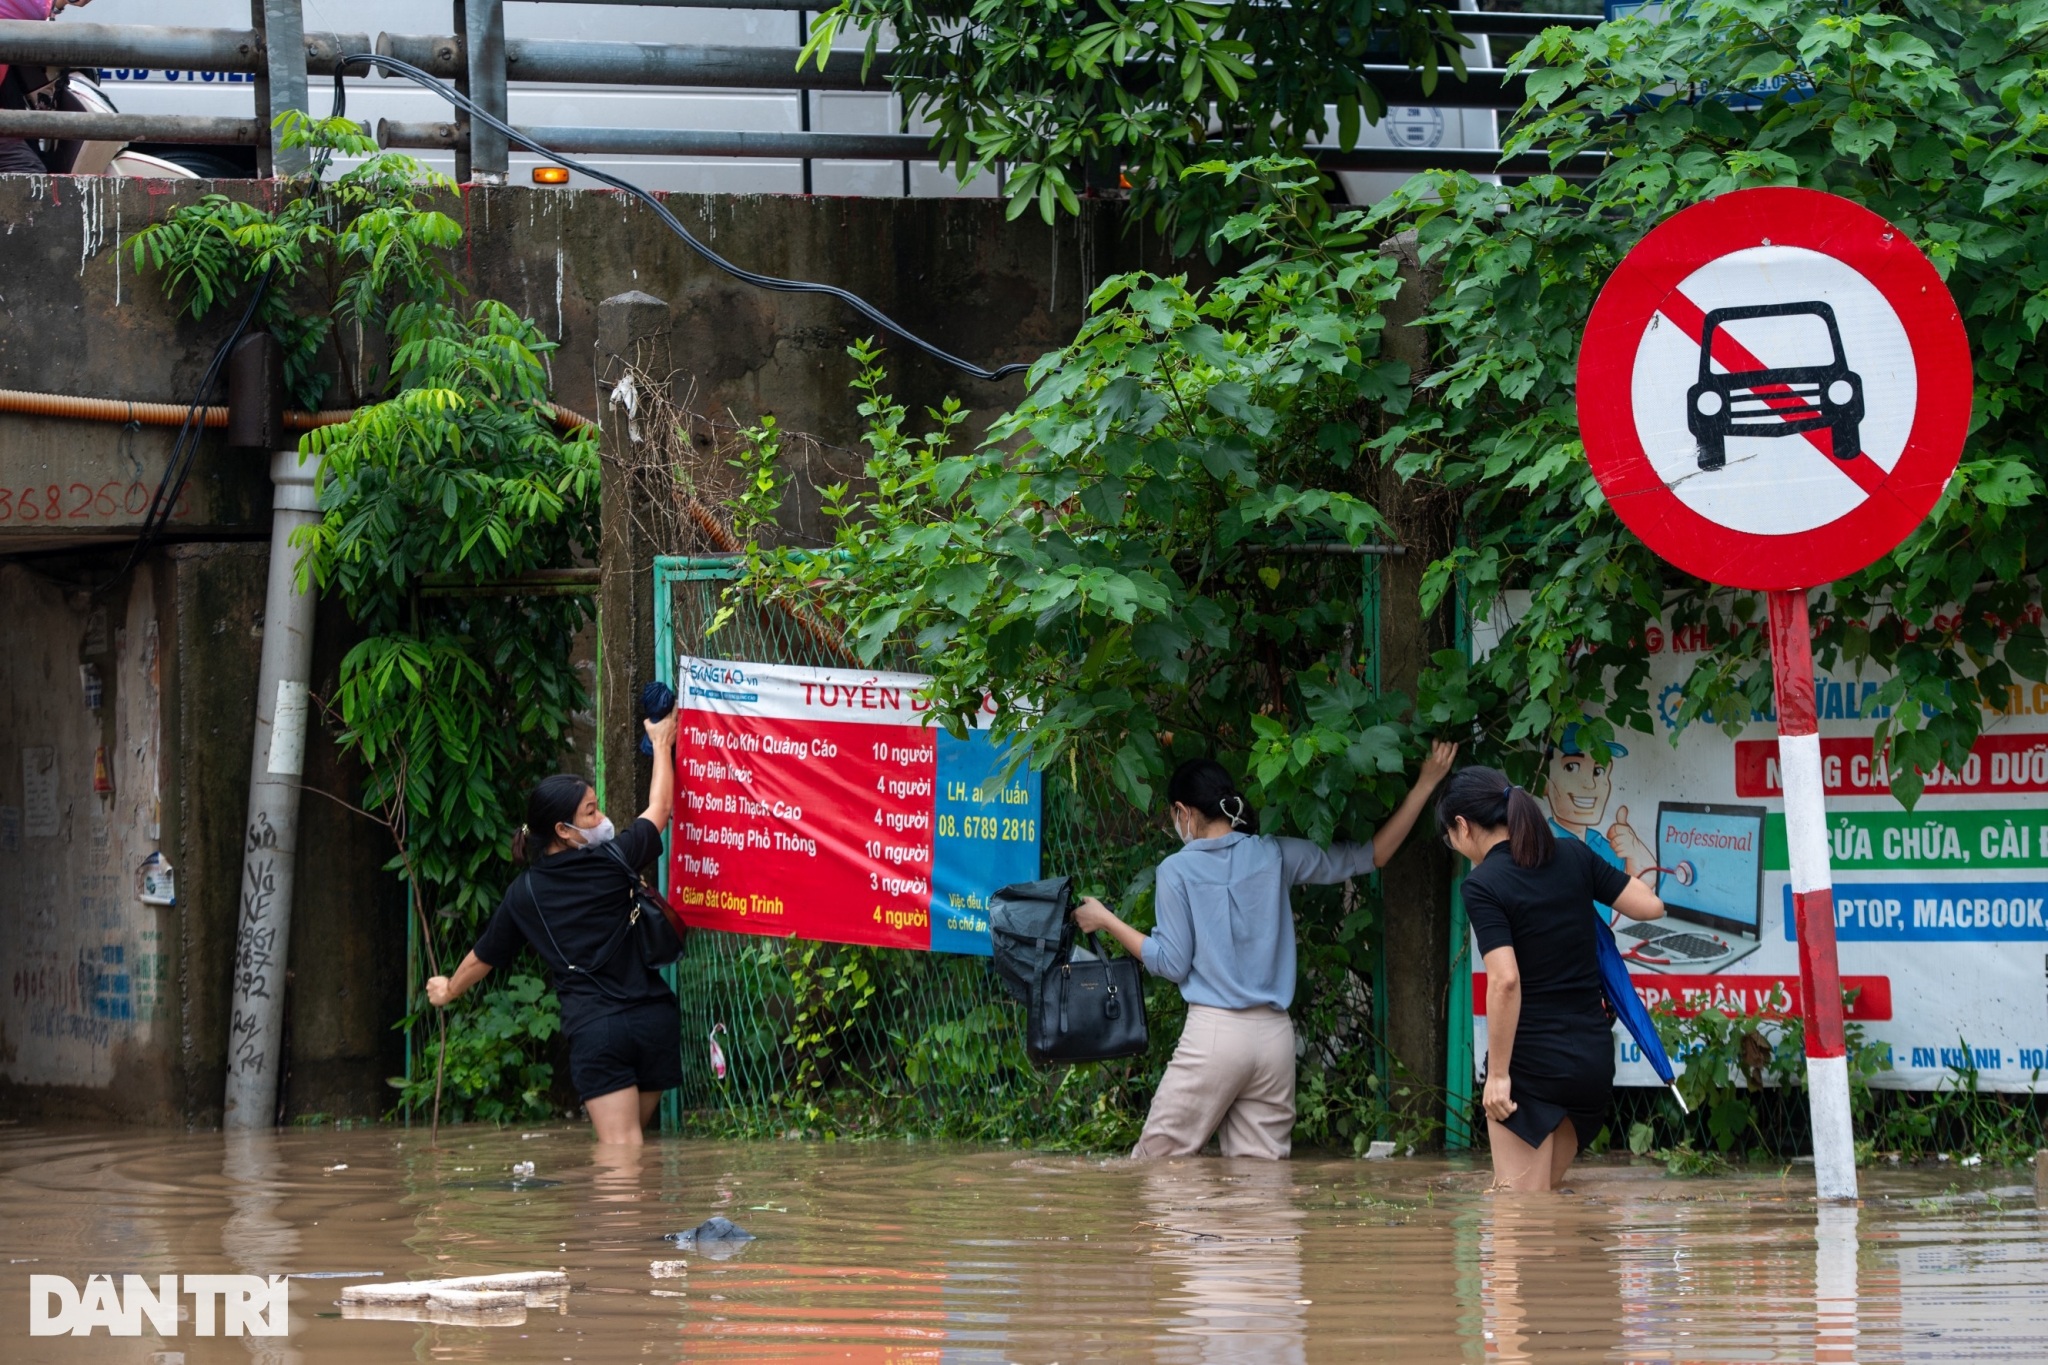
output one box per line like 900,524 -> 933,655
4,1123 -> 2046,1362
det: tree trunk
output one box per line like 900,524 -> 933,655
1374,233 -> 1458,1143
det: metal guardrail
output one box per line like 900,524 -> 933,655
0,109 -> 261,145
0,4 -> 1605,186
373,33 -> 890,88
378,117 -> 1603,179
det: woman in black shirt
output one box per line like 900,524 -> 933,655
1439,766 -> 1665,1191
427,710 -> 679,1144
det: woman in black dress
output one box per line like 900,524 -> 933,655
1439,766 -> 1666,1191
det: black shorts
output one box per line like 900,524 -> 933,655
1490,1017 -> 1613,1153
566,998 -> 684,1101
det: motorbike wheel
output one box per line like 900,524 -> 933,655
121,145 -> 259,180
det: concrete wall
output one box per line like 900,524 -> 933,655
0,558 -> 170,1110
0,174 -> 1114,1123
0,544 -> 402,1124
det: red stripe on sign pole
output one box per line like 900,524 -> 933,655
1767,587 -> 1820,735
1792,889 -> 1849,1059
1656,289 -> 1889,497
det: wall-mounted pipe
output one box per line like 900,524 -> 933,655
0,385 -> 592,432
220,442 -> 323,1129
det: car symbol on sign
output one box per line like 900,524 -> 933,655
1686,301 -> 1864,471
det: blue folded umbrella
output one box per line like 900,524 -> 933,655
1594,919 -> 1690,1114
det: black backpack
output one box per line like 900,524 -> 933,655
988,876 -> 1074,1006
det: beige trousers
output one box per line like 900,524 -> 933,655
1133,1003 -> 1296,1160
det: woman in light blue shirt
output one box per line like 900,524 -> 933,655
1076,745 -> 1455,1158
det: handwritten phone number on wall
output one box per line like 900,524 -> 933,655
0,482 -> 190,525
937,814 -> 1037,842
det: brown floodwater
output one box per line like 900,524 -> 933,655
2,1121 -> 2044,1363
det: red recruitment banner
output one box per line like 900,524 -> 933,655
673,661 -> 938,951
1471,973 -> 1892,1020
668,657 -> 1042,954
1734,732 -> 2048,798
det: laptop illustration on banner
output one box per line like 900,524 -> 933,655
1611,802 -> 1766,974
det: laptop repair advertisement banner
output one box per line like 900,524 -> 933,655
1471,597 -> 2048,1091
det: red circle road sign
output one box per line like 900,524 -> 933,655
1577,187 -> 1972,591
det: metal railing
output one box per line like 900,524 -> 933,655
0,3 -> 1604,187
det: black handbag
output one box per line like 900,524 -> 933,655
1026,931 -> 1150,1064
599,841 -> 688,968
522,844 -> 686,998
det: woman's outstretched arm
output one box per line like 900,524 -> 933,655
639,712 -> 679,830
1370,740 -> 1459,867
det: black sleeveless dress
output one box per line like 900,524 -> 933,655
1463,838 -> 1633,1151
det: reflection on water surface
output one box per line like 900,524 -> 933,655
2,1124 -> 2044,1362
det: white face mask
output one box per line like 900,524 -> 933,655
1172,808 -> 1197,845
563,815 -> 616,850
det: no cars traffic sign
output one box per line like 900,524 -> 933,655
1577,187 -> 1972,590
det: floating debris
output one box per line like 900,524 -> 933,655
649,1260 -> 688,1280
660,1217 -> 755,1260
339,1270 -> 569,1327
290,1271 -> 382,1280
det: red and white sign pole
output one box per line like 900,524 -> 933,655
1766,587 -> 1856,1201
1580,187 -> 1973,1202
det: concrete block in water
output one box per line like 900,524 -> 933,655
339,1270 -> 569,1326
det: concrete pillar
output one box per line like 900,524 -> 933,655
1375,233 -> 1456,1141
221,449 -> 322,1128
596,291 -> 673,829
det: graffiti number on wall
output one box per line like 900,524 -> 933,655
0,482 -> 192,525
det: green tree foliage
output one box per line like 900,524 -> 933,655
131,118 -> 596,1120
755,0 -> 2048,837
728,190 -> 1430,1104
799,0 -> 1474,246
724,1 -> 2048,1149
732,183 -> 1423,844
1384,0 -> 2048,800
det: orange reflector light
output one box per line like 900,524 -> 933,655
532,166 -> 570,185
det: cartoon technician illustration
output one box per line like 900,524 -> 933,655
1543,724 -> 1656,886
1543,724 -> 1763,974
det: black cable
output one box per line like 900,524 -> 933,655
100,270 -> 275,597
328,54 -> 1032,384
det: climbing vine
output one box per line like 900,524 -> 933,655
132,116 -> 596,1121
